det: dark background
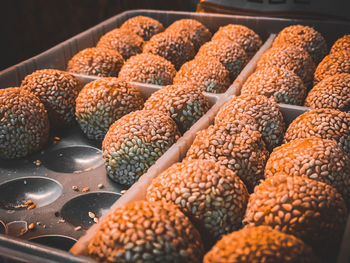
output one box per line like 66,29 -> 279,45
0,0 -> 198,71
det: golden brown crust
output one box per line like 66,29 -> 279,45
204,226 -> 319,263
67,47 -> 124,77
0,87 -> 49,159
88,200 -> 204,263
21,69 -> 82,129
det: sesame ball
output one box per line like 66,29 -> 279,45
102,110 -> 180,185
174,57 -> 231,93
96,28 -> 144,60
118,53 -> 176,85
257,45 -> 315,88
166,19 -> 212,51
212,24 -> 262,58
284,108 -> 350,156
241,67 -> 307,105
67,47 -> 124,77
304,73 -> 350,112
146,159 -> 249,246
196,39 -> 248,81
272,25 -> 327,64
0,87 -> 49,159
143,31 -> 196,70
75,77 -> 144,140
88,200 -> 204,263
313,50 -> 350,85
243,173 -> 347,256
215,95 -> 285,151
330,34 -> 350,54
120,16 -> 164,41
265,137 -> 350,206
204,226 -> 318,263
20,69 -> 82,129
143,84 -> 210,134
185,120 -> 269,192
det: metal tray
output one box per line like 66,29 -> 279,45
0,9 -> 349,263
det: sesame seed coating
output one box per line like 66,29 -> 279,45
0,87 -> 49,159
204,226 -> 318,263
265,137 -> 350,206
75,77 -> 144,140
284,108 -> 350,156
313,50 -> 350,85
88,200 -> 204,263
174,57 -> 230,93
67,47 -> 124,77
143,31 -> 196,70
20,69 -> 82,129
330,34 -> 350,54
143,84 -> 210,134
243,173 -> 347,256
272,25 -> 327,64
196,39 -> 248,81
166,19 -> 212,51
241,67 -> 307,105
146,159 -> 249,246
102,109 -> 180,185
257,45 -> 316,88
304,73 -> 350,112
215,95 -> 285,151
120,16 -> 164,41
96,28 -> 144,60
185,120 -> 269,192
212,24 -> 262,58
118,53 -> 176,85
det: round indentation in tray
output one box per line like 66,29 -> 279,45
61,192 -> 121,230
29,235 -> 77,251
0,177 -> 62,210
42,145 -> 103,173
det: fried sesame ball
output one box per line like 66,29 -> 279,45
102,109 -> 180,185
212,24 -> 262,58
20,69 -> 82,129
143,84 -> 210,134
304,73 -> 350,112
143,31 -> 196,70
0,87 -> 49,159
243,173 -> 347,256
185,120 -> 269,192
330,34 -> 350,54
118,53 -> 176,85
313,50 -> 350,85
166,19 -> 212,51
96,28 -> 144,60
196,39 -> 248,81
215,95 -> 285,151
146,159 -> 249,246
75,77 -> 144,140
284,108 -> 350,157
265,137 -> 350,206
257,45 -> 315,88
67,47 -> 124,77
120,16 -> 164,41
88,200 -> 204,263
174,57 -> 231,93
241,67 -> 307,105
272,25 -> 327,64
204,226 -> 318,263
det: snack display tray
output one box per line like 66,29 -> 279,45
0,9 -> 349,263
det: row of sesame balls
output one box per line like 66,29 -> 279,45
66,15 -> 263,94
241,25 -> 349,112
89,93 -> 350,262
